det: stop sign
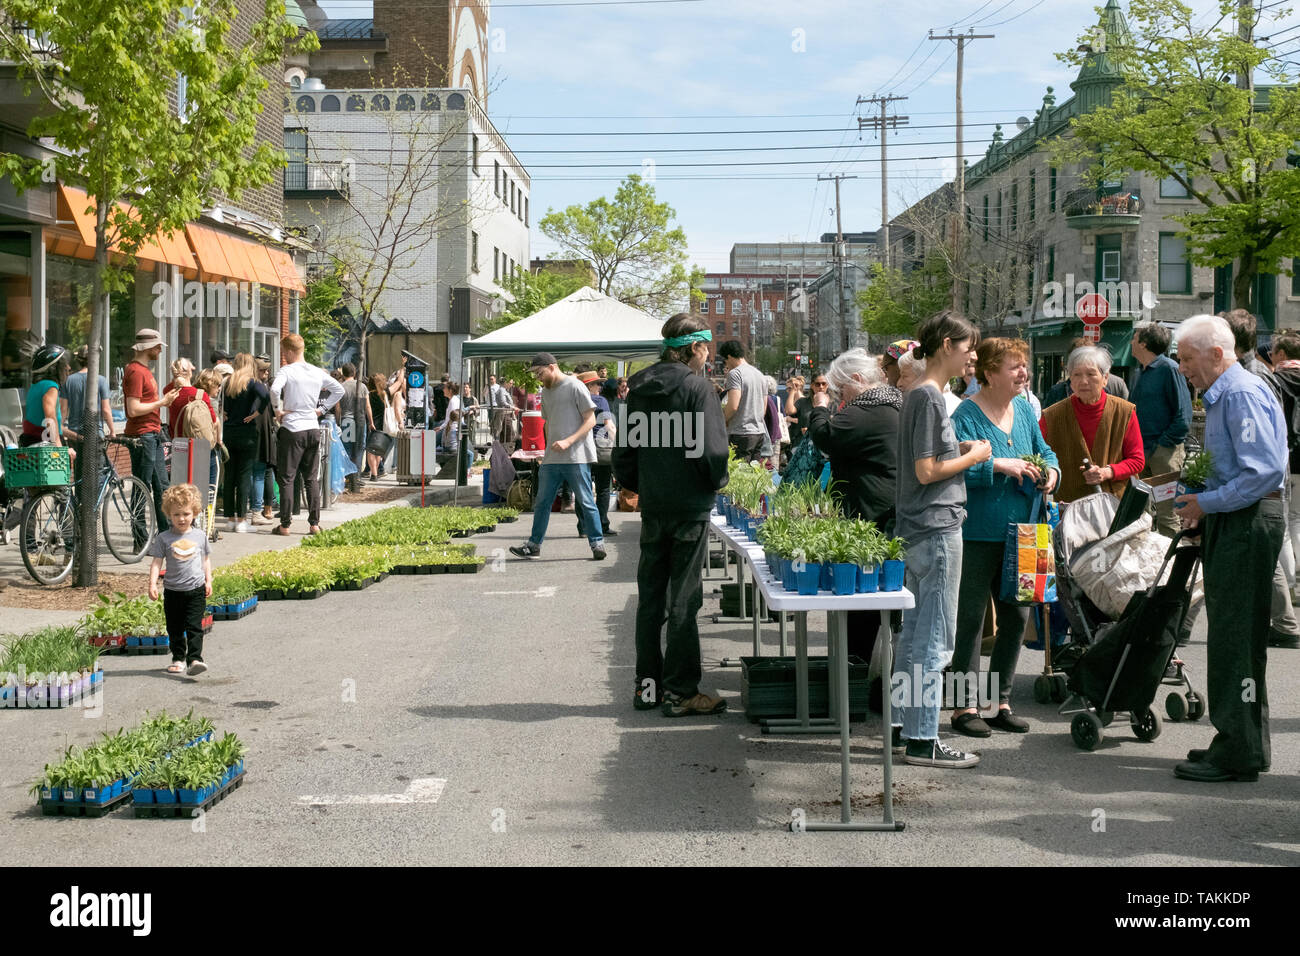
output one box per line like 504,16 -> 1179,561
1076,293 -> 1110,323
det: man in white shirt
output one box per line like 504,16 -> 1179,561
484,374 -> 513,445
269,333 -> 344,536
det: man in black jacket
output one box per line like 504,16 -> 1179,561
613,313 -> 730,717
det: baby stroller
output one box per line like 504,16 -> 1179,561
1053,480 -> 1205,750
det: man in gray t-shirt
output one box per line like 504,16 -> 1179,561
894,383 -> 968,545
510,352 -> 607,561
718,340 -> 768,462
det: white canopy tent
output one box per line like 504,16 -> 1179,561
460,286 -> 665,363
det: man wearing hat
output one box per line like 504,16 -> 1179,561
124,329 -> 179,531
509,353 -> 606,560
61,345 -> 114,445
211,349 -> 234,378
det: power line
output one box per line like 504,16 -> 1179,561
874,35 -> 931,93
947,0 -> 999,30
888,43 -> 942,92
967,0 -> 1019,26
322,0 -> 705,7
904,47 -> 957,95
980,0 -> 1049,28
315,141 -> 986,164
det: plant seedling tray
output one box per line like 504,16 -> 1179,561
284,588 -> 327,600
2,678 -> 103,709
739,656 -> 869,723
496,515 -> 517,523
133,772 -> 245,818
450,563 -> 481,574
258,589 -> 283,601
217,603 -> 258,622
330,576 -> 378,592
40,786 -> 134,818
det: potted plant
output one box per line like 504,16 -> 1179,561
827,523 -> 858,596
881,537 -> 907,592
1180,449 -> 1213,495
850,524 -> 883,593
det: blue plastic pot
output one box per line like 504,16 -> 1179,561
41,787 -> 57,804
126,636 -> 141,647
177,788 -> 201,805
781,559 -> 798,592
881,559 -> 905,592
819,562 -> 833,591
858,564 -> 880,593
133,788 -> 154,804
796,563 -> 821,595
831,563 -> 858,596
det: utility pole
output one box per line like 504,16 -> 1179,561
818,173 -> 856,360
929,29 -> 993,312
1237,0 -> 1255,93
857,95 -> 908,270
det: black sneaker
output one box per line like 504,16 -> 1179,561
1268,628 -> 1299,649
633,681 -> 662,711
891,726 -> 906,754
509,542 -> 542,558
591,545 -> 606,560
904,738 -> 980,768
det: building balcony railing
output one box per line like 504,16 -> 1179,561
1064,187 -> 1143,229
283,162 -> 349,196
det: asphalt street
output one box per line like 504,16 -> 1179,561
2,504 -> 1298,866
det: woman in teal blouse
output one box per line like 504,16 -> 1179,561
949,338 -> 1059,737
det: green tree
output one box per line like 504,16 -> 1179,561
0,0 -> 314,585
299,267 -> 348,367
1053,0 -> 1300,311
858,255 -> 954,338
539,174 -> 702,316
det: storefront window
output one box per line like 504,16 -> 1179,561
0,233 -> 34,391
45,255 -> 96,356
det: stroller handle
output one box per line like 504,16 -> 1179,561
1081,457 -> 1103,494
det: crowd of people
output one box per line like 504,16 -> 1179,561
620,307 -> 1291,783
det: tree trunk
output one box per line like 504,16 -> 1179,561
77,202 -> 109,587
1233,256 -> 1256,312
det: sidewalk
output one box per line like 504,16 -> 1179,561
0,470 -> 487,631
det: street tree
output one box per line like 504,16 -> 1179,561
299,266 -> 348,367
0,0 -> 312,586
1054,0 -> 1300,312
539,174 -> 701,316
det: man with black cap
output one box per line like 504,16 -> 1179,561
509,353 -> 606,560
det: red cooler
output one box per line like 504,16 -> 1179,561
521,411 -> 545,452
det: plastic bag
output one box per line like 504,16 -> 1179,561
329,418 -> 357,495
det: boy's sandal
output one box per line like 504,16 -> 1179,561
165,661 -> 186,674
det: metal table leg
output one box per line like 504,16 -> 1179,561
802,611 -> 905,832
778,611 -> 788,656
763,611 -> 835,735
713,542 -> 756,625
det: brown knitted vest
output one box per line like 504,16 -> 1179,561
1042,394 -> 1134,502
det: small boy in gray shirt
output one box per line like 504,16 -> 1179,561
148,484 -> 213,677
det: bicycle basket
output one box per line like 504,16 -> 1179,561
2,446 -> 72,488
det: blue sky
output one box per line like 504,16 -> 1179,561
318,1 -> 1295,273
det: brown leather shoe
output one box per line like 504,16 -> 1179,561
662,692 -> 727,717
308,525 -> 322,535
272,526 -> 292,536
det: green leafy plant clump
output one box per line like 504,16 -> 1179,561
390,544 -> 483,567
1021,454 -> 1051,474
1,626 -> 101,683
302,505 -> 508,549
1182,450 -> 1213,488
80,592 -> 167,638
209,574 -> 256,606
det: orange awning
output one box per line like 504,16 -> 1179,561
267,247 -> 307,294
185,223 -> 233,280
56,185 -> 197,276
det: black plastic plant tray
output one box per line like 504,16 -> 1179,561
133,772 -> 245,819
283,588 -> 327,600
40,787 -> 134,818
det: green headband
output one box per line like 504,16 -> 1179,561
664,330 -> 713,348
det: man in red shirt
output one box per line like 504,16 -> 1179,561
123,329 -> 178,532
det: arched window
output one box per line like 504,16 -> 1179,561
446,93 -> 465,110
295,95 -> 315,113
346,94 -> 365,112
396,93 -> 415,111
320,94 -> 340,112
421,93 -> 440,110
370,94 -> 390,111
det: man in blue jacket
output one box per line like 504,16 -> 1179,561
613,313 -> 730,718
1130,323 -> 1192,537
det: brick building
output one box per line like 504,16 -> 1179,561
692,274 -> 816,368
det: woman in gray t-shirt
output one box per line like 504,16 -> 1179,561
892,313 -> 991,770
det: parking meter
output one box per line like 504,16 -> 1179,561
401,349 -> 430,428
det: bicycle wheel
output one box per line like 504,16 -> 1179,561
20,490 -> 78,586
101,474 -> 156,564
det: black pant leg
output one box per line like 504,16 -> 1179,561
301,428 -> 322,526
592,465 -> 613,531
634,516 -> 671,696
277,428 -> 305,528
164,588 -> 189,662
182,586 -> 206,663
661,519 -> 710,699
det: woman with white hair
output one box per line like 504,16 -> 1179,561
1039,345 -> 1144,503
807,348 -> 901,671
761,374 -> 786,469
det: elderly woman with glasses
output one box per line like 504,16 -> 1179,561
807,348 -> 901,674
1039,345 -> 1144,504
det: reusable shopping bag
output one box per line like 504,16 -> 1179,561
1000,490 -> 1057,605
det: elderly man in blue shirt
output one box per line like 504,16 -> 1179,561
1173,314 -> 1287,783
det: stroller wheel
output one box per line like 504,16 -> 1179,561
1050,674 -> 1070,703
1071,712 -> 1104,751
1187,693 -> 1205,721
1033,675 -> 1053,704
1166,691 -> 1189,722
1097,710 -> 1115,727
1131,707 -> 1163,742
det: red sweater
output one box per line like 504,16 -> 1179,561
1040,394 -> 1145,480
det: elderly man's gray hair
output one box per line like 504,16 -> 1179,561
825,348 -> 886,398
1067,345 -> 1112,377
1176,314 -> 1237,358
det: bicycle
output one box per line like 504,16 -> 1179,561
17,436 -> 157,586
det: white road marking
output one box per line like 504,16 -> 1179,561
483,586 -> 557,598
297,776 -> 447,806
